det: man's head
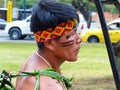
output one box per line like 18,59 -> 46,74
30,0 -> 79,48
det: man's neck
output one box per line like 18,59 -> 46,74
37,49 -> 65,73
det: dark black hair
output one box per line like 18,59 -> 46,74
30,0 -> 79,48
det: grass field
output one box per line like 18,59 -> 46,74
0,42 -> 116,90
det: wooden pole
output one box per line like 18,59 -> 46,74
94,0 -> 120,89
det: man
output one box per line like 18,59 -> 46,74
16,0 -> 82,90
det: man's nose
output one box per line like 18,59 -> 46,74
76,33 -> 82,44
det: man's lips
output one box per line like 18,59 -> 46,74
75,46 -> 81,54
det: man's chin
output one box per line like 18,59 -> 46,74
67,58 -> 78,62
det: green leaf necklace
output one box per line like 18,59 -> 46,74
0,52 -> 72,90
36,51 -> 67,90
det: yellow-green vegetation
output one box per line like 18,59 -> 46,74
0,42 -> 37,71
0,42 -> 116,90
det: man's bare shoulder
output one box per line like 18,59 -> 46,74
40,76 -> 63,90
16,75 -> 35,90
16,75 -> 63,90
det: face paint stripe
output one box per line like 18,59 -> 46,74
60,40 -> 74,44
60,40 -> 74,47
60,42 -> 74,47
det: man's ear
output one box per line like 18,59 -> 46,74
44,38 -> 55,51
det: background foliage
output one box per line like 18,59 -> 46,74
13,0 -> 119,13
0,0 -> 120,13
0,0 -> 119,13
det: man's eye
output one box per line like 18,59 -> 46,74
65,29 -> 77,40
74,29 -> 77,32
66,35 -> 70,39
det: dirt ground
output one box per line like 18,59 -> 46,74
69,77 -> 116,90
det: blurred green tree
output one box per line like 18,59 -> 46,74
71,0 -> 120,28
13,0 -> 39,9
0,0 -> 5,8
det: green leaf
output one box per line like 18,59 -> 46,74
0,68 -> 72,90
